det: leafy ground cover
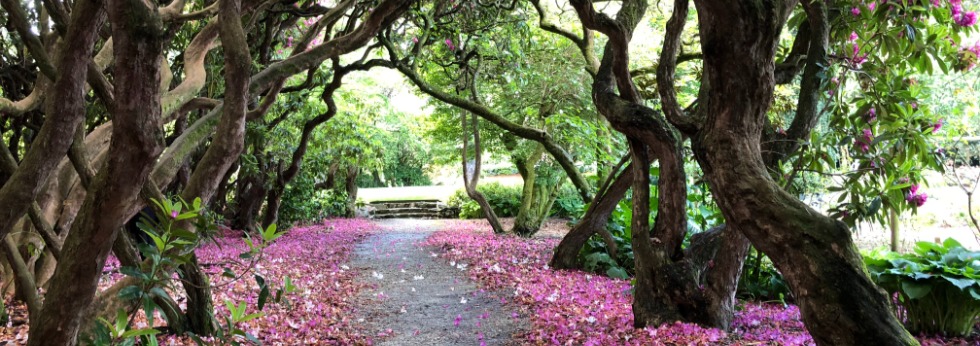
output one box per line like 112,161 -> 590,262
421,220 -> 980,345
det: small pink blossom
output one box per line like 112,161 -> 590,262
907,184 -> 928,207
852,7 -> 861,15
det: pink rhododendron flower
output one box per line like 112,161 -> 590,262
907,184 -> 928,207
933,118 -> 944,133
849,31 -> 859,42
867,107 -> 877,122
955,11 -> 978,26
852,7 -> 861,15
171,210 -> 179,219
445,39 -> 455,51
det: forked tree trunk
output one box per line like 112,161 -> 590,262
566,0 -> 753,329
691,0 -> 916,343
511,143 -> 561,237
231,170 -> 269,232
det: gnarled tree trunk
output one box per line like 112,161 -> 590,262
28,0 -> 165,342
690,0 -> 916,343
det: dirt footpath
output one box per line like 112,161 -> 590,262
350,219 -> 524,345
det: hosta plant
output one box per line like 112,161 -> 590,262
865,238 -> 980,336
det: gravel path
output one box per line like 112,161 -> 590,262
350,219 -> 524,345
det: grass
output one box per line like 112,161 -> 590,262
358,185 -> 459,203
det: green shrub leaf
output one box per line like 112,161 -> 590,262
901,280 -> 933,299
942,275 -> 976,290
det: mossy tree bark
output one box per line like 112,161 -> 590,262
511,143 -> 563,237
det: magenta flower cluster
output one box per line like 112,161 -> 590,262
855,128 -> 874,152
906,184 -> 929,207
951,0 -> 979,26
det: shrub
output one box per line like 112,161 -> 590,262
552,184 -> 585,218
447,182 -> 583,219
280,188 -> 349,224
446,182 -> 524,219
865,238 -> 980,336
738,249 -> 791,303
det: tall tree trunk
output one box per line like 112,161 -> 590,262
28,0 -> 164,343
176,0 -> 252,335
212,160 -> 239,216
690,0 -> 916,343
231,173 -> 268,232
344,165 -> 359,217
262,187 -> 284,228
462,112 -> 504,233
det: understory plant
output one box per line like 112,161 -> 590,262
87,197 -> 292,345
865,238 -> 980,336
738,248 -> 791,303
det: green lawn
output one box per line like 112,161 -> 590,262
358,185 -> 460,202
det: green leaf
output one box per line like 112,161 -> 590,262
119,266 -> 147,279
943,238 -> 964,250
970,287 -> 980,300
606,267 -> 629,279
143,298 -> 156,327
258,285 -> 270,311
263,223 -> 278,242
115,309 -> 128,334
914,241 -> 946,256
120,328 -> 161,338
118,285 -> 143,301
240,312 -> 264,323
901,280 -> 933,299
942,275 -> 976,290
